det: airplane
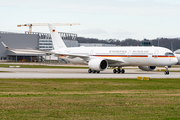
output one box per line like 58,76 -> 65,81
1,23 -> 178,75
48,24 -> 178,75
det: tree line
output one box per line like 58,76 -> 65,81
77,37 -> 180,51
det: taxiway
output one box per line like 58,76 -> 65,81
0,67 -> 180,78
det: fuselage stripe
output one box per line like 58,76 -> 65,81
152,56 -> 176,58
93,55 -> 176,58
93,55 -> 148,57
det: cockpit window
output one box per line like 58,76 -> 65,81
165,52 -> 174,56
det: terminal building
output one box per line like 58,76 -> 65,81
0,31 -> 78,62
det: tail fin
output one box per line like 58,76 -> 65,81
48,24 -> 67,50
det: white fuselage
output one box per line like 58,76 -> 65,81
54,46 -> 178,67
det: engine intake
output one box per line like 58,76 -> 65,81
88,59 -> 108,71
138,66 -> 156,71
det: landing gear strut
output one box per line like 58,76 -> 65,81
113,67 -> 125,74
88,69 -> 100,74
164,66 -> 169,75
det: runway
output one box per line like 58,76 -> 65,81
0,67 -> 180,78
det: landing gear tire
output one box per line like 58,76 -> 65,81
121,69 -> 125,74
113,69 -> 117,73
117,69 -> 121,73
113,68 -> 125,74
88,69 -> 100,74
88,69 -> 92,73
164,71 -> 169,75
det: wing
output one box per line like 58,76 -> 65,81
55,52 -> 124,63
49,50 -> 89,59
58,52 -> 124,63
105,58 -> 124,64
1,41 -> 52,55
1,41 -> 10,49
1,41 -> 89,59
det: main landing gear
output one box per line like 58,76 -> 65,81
88,69 -> 100,74
164,66 -> 169,75
113,68 -> 125,74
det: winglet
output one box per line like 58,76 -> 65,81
1,41 -> 9,49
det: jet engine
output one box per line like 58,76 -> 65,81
88,59 -> 108,71
138,66 -> 156,71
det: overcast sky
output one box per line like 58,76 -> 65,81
0,0 -> 180,40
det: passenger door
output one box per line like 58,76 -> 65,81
154,50 -> 158,58
127,50 -> 132,58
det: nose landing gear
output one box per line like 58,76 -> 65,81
164,66 -> 169,75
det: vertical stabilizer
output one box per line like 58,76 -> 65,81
48,24 -> 67,50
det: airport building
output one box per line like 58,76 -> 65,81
0,31 -> 78,62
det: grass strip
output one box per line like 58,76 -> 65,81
0,78 -> 180,120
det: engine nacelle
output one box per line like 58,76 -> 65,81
138,66 -> 156,71
88,59 -> 108,71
